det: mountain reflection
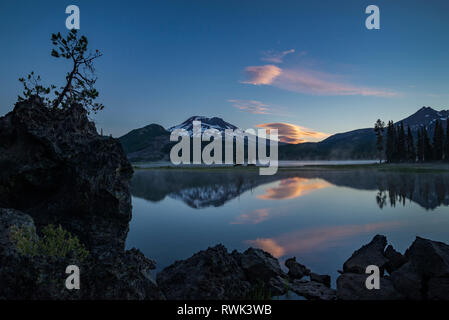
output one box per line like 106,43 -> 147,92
131,169 -> 449,210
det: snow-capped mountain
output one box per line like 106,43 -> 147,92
168,116 -> 239,135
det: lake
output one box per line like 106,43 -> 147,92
126,167 -> 449,287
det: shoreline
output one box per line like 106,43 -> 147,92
132,162 -> 449,173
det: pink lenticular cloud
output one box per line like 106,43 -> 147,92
242,65 -> 398,97
256,122 -> 330,144
242,65 -> 282,85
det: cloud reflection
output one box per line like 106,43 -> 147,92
258,177 -> 332,200
231,208 -> 271,225
246,221 -> 402,258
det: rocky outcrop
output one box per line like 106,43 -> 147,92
337,235 -> 449,300
384,245 -> 407,274
290,280 -> 335,300
390,237 -> 449,300
337,273 -> 404,300
156,245 -> 286,299
343,235 -> 389,275
0,96 -> 132,258
157,244 -> 338,300
0,97 -> 162,299
285,257 -> 310,280
310,273 -> 331,288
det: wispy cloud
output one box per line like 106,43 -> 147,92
242,65 -> 398,97
260,49 -> 300,63
242,65 -> 282,85
256,122 -> 330,144
228,99 -> 271,114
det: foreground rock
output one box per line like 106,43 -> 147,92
337,235 -> 449,300
157,245 -> 287,299
290,280 -> 336,300
310,273 -> 331,288
391,237 -> 449,300
0,97 -> 162,299
337,273 -> 404,300
343,235 -> 389,275
285,257 -> 310,280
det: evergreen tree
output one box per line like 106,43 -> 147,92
385,121 -> 395,163
397,122 -> 406,162
374,119 -> 385,163
406,126 -> 415,162
445,118 -> 449,161
417,129 -> 423,162
423,127 -> 433,161
433,119 -> 444,161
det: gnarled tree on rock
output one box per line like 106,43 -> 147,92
18,29 -> 103,114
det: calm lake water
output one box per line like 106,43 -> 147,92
126,168 -> 449,287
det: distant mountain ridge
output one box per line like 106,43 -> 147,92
399,106 -> 449,130
119,123 -> 172,162
119,107 -> 449,162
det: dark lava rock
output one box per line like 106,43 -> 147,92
384,245 -> 407,274
0,97 -> 133,259
405,236 -> 449,278
389,237 -> 449,300
309,272 -> 331,288
290,280 -> 336,300
337,273 -> 404,300
240,247 -> 284,282
285,257 -> 310,280
0,97 -> 162,299
157,244 -> 288,299
343,235 -> 388,275
427,277 -> 449,300
390,262 -> 424,300
338,236 -> 449,300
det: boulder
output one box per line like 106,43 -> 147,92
309,272 -> 331,288
427,277 -> 449,300
285,257 -> 310,280
343,235 -> 388,275
384,245 -> 407,274
157,245 -> 252,299
290,280 -> 336,300
157,244 -> 289,299
405,237 -> 449,278
240,247 -> 284,282
390,262 -> 423,300
336,273 -> 404,300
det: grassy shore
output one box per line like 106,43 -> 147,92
132,162 -> 449,173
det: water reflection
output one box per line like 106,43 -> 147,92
128,168 -> 449,279
131,169 -> 449,210
246,221 -> 403,258
257,177 -> 331,200
374,174 -> 449,210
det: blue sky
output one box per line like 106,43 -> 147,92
0,0 -> 448,140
